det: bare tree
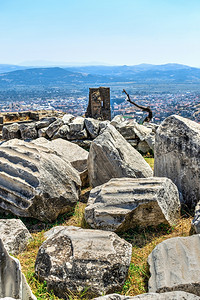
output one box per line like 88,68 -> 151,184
123,89 -> 153,123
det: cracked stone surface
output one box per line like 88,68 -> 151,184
35,226 -> 132,298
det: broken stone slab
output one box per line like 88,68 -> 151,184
45,118 -> 63,138
87,125 -> 153,187
52,124 -> 69,139
154,115 -> 200,209
145,132 -> 155,151
0,298 -> 21,300
93,291 -> 200,299
116,122 -> 136,140
35,226 -> 132,298
85,118 -> 100,139
19,123 -> 38,140
32,138 -> 88,186
62,113 -> 75,124
0,139 -> 81,221
85,177 -> 180,232
148,234 -> 200,296
36,117 -> 57,129
72,139 -> 92,151
2,123 -> 21,140
137,141 -> 151,154
133,123 -> 155,150
38,127 -> 47,138
133,123 -> 152,141
67,128 -> 88,140
110,115 -> 125,127
191,201 -> 200,234
0,219 -> 32,255
0,238 -> 36,300
69,116 -> 85,132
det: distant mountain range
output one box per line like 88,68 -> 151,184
0,63 -> 200,88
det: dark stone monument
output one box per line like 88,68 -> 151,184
86,87 -> 111,121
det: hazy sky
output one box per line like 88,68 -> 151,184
0,0 -> 200,66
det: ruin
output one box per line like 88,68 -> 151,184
85,87 -> 111,121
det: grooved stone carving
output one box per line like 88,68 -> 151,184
85,177 -> 180,232
0,139 -> 81,221
148,234 -> 200,296
154,115 -> 200,209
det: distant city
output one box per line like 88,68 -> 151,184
0,86 -> 199,124
0,63 -> 199,124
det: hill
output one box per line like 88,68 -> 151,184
0,64 -> 200,88
0,67 -> 108,87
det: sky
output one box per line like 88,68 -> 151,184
0,0 -> 200,67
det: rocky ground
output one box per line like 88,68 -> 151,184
0,113 -> 199,300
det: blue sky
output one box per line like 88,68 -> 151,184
0,0 -> 200,66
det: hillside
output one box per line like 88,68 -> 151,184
0,64 -> 200,88
0,67 -> 108,87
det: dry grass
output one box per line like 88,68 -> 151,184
119,216 -> 192,296
15,176 -> 193,299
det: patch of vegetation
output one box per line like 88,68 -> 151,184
10,186 -> 191,299
144,157 -> 154,170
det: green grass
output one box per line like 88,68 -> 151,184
144,157 -> 154,170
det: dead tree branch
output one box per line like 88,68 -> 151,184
122,89 -> 153,123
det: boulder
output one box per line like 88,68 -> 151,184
46,118 -> 63,138
0,139 -> 81,221
94,292 -> 200,299
2,123 -> 21,140
69,116 -> 85,132
133,123 -> 152,141
35,226 -> 132,298
110,115 -> 124,127
0,238 -> 36,300
148,234 -> 200,296
85,118 -> 100,139
53,124 -> 69,139
154,115 -> 200,209
19,123 -> 38,140
36,117 -> 57,129
87,125 -> 153,187
99,120 -> 111,133
38,128 -> 47,138
191,201 -> 200,234
116,122 -> 136,140
85,177 -> 180,232
134,123 -> 155,150
137,141 -> 151,154
32,138 -> 88,186
62,113 -> 75,124
0,219 -> 32,255
67,128 -> 88,140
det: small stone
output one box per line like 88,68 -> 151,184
0,219 -> 32,255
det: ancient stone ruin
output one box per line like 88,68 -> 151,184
85,87 -> 111,121
0,111 -> 200,300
